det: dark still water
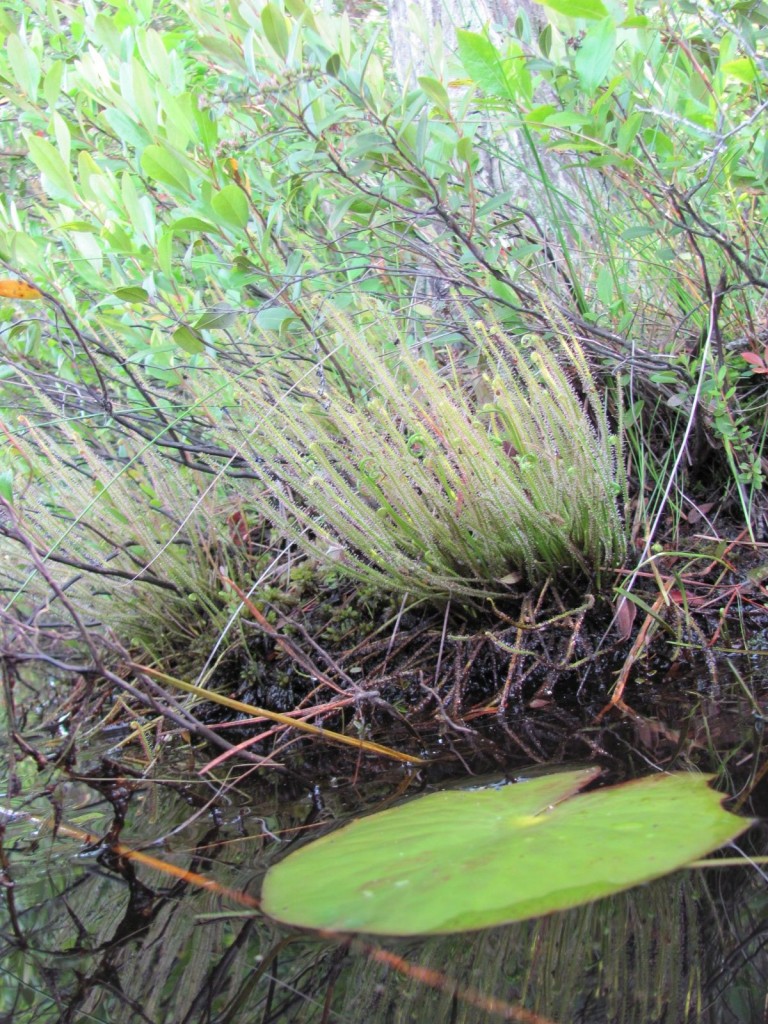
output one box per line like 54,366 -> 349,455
1,656 -> 767,1024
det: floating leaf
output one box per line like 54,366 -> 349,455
0,280 -> 43,300
262,769 -> 750,936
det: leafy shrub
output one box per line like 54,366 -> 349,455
0,0 -> 766,648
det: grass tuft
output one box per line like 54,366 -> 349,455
229,309 -> 627,603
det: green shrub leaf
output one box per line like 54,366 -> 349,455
113,286 -> 149,303
0,469 -> 14,504
537,0 -> 609,18
262,3 -> 290,59
171,215 -> 217,232
140,144 -> 190,193
255,306 -> 295,330
456,31 -> 512,100
211,184 -> 250,229
7,34 -> 41,101
574,17 -> 617,92
25,134 -> 77,198
417,76 -> 450,114
172,325 -> 205,354
193,306 -> 238,330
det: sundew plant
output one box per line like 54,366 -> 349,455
222,310 -> 627,602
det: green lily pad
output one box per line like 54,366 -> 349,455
261,769 -> 751,936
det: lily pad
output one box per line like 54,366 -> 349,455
261,769 -> 751,936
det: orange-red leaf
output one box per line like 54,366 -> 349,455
741,351 -> 768,373
0,279 -> 43,300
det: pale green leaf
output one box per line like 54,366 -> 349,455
43,61 -> 63,107
722,58 -> 757,84
113,286 -> 149,302
193,306 -> 238,330
285,0 -> 316,28
172,325 -> 205,354
456,30 -> 512,100
574,18 -> 616,92
621,225 -> 656,240
159,88 -> 198,150
595,265 -> 613,304
52,112 -> 72,169
456,136 -> 473,163
141,28 -> 171,87
262,3 -> 290,59
122,171 -> 156,246
256,306 -> 295,330
542,111 -> 592,127
104,108 -> 150,150
0,470 -> 13,503
617,110 -> 643,152
157,228 -> 173,277
211,184 -> 250,229
131,58 -> 159,133
171,215 -> 218,232
262,770 -> 750,936
25,133 -> 77,198
417,76 -> 450,114
140,144 -> 190,193
537,0 -> 609,18
7,34 -> 41,101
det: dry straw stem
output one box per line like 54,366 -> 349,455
228,309 -> 626,603
2,400 -> 234,650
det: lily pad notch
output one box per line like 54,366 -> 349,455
261,769 -> 752,936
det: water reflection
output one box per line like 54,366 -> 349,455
2,666 -> 767,1023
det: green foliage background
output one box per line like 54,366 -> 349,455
0,0 -> 767,649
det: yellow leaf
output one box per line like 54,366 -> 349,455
0,279 -> 43,300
